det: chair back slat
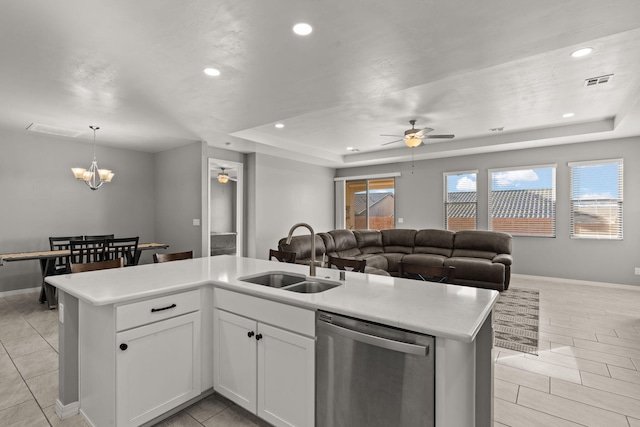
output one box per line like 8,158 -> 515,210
84,234 -> 115,240
69,238 -> 107,267
328,256 -> 366,273
48,235 -> 83,275
70,258 -> 124,273
153,251 -> 193,263
268,249 -> 297,263
105,237 -> 140,266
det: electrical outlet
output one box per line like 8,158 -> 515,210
398,218 -> 404,224
635,267 -> 640,276
193,219 -> 200,226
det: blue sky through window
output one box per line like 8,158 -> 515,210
572,162 -> 620,199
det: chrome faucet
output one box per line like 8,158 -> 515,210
285,223 -> 316,277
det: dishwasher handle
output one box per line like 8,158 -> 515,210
318,320 -> 429,356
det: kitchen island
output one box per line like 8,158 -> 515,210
47,255 -> 498,427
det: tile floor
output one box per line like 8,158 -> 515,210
1,275 -> 639,426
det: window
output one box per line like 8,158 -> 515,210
444,171 -> 477,231
569,159 -> 623,240
345,178 -> 395,230
489,165 -> 556,237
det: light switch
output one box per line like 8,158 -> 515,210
398,218 -> 404,224
193,219 -> 200,226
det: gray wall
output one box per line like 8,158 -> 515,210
247,153 -> 335,260
336,137 -> 640,286
155,142 -> 204,257
0,129 -> 155,293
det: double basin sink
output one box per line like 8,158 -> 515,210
238,271 -> 341,294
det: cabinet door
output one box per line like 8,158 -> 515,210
213,309 -> 258,413
116,311 -> 201,427
257,322 -> 315,427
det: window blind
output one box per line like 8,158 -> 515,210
569,159 -> 623,240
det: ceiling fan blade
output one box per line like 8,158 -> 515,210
380,134 -> 403,137
415,127 -> 434,136
381,139 -> 403,146
424,134 -> 455,139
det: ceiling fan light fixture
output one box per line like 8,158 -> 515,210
405,136 -> 422,148
217,168 -> 229,184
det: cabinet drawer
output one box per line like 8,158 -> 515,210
214,288 -> 314,337
117,289 -> 201,331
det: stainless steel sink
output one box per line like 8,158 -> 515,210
239,271 -> 306,288
283,280 -> 341,294
238,271 -> 341,293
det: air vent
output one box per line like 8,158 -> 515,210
490,127 -> 504,132
584,74 -> 613,87
26,123 -> 85,138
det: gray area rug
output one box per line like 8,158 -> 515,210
493,287 -> 539,355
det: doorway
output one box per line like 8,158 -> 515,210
207,158 -> 243,257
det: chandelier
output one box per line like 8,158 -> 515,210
71,126 -> 114,190
218,168 -> 229,184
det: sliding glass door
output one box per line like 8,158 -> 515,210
345,178 -> 395,230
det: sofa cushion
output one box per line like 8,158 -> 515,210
444,257 -> 506,286
354,253 -> 388,270
381,229 -> 416,254
353,230 -> 384,254
413,229 -> 454,257
328,229 -> 361,258
401,253 -> 447,267
380,253 -> 407,273
278,235 -> 326,260
452,230 -> 512,257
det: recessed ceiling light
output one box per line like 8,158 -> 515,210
293,23 -> 313,36
571,47 -> 593,58
274,123 -> 285,129
203,68 -> 221,77
562,113 -> 575,118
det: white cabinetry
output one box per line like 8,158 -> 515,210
213,288 -> 315,427
79,289 -> 202,427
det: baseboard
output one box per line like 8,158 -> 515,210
0,286 -> 40,298
55,399 -> 80,420
512,273 -> 640,291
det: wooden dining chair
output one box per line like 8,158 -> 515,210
153,251 -> 193,263
105,236 -> 139,266
327,256 -> 366,273
398,262 -> 455,284
68,238 -> 107,267
268,249 -> 297,263
48,235 -> 83,275
70,257 -> 124,273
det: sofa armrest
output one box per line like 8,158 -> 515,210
492,253 -> 513,266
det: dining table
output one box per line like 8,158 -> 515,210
0,242 -> 169,309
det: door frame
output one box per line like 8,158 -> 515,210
206,158 -> 243,257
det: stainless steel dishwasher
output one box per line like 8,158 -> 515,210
316,310 -> 435,427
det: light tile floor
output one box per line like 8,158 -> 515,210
1,275 -> 639,426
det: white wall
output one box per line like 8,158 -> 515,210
0,129 -> 155,293
336,137 -> 640,286
248,153 -> 335,260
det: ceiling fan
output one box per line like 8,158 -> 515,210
217,167 -> 237,184
381,120 -> 454,148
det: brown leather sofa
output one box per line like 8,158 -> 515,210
278,228 -> 513,291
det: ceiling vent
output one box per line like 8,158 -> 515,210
584,74 -> 613,87
26,123 -> 85,138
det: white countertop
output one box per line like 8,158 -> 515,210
46,255 -> 498,343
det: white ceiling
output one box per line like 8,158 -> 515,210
2,1 -> 640,168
